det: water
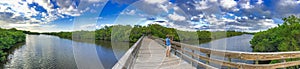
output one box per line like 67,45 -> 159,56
199,34 -> 253,52
192,34 -> 254,68
1,35 -> 131,69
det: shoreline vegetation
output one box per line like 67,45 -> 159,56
250,15 -> 300,65
41,24 -> 248,43
251,15 -> 300,52
0,28 -> 26,62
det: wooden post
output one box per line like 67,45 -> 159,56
282,59 -> 286,69
192,49 -> 194,66
228,58 -> 231,69
255,60 -> 259,64
181,45 -> 184,59
206,54 -> 210,64
174,45 -> 177,55
255,54 -> 259,64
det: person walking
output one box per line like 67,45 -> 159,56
165,35 -> 172,57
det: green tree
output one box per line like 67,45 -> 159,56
251,15 -> 300,52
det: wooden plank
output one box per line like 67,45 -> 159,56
173,46 -> 300,69
112,36 -> 144,69
132,37 -> 196,69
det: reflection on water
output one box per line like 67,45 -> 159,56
179,34 -> 254,68
199,34 -> 253,52
2,35 -> 130,69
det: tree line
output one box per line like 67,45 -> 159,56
43,24 -> 245,43
0,28 -> 26,62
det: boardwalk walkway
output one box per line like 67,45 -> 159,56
132,37 -> 195,69
114,36 -> 300,69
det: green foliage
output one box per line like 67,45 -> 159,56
45,24 -> 245,44
251,15 -> 300,52
0,28 -> 26,62
43,32 -> 72,39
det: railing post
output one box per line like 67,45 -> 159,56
228,58 -> 231,69
174,45 -> 177,55
181,45 -> 184,59
206,54 -> 210,64
255,60 -> 258,64
255,55 -> 259,64
282,59 -> 286,69
192,49 -> 194,66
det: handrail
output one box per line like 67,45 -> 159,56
151,36 -> 300,69
172,41 -> 300,61
112,36 -> 144,69
154,37 -> 300,61
150,37 -> 217,69
173,46 -> 300,69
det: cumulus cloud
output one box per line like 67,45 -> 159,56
129,0 -> 173,16
2,0 -> 299,32
0,0 -> 107,32
86,0 -> 107,3
238,0 -> 253,9
107,0 -> 296,32
79,24 -> 96,31
120,9 -> 136,15
194,1 -> 210,10
168,13 -> 186,21
274,0 -> 300,18
256,0 -> 263,4
0,0 -> 107,24
143,0 -> 168,4
220,0 -> 237,9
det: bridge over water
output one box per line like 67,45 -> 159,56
113,36 -> 300,69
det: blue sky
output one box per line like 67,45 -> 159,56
0,0 -> 299,32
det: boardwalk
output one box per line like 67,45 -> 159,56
113,36 -> 300,69
133,37 -> 195,69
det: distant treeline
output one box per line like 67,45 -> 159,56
0,28 -> 26,62
42,24 -> 246,43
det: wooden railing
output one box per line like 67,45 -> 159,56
112,36 -> 144,69
150,37 -> 300,69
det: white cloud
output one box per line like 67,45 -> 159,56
258,19 -> 277,28
97,24 -> 115,29
194,1 -> 210,10
239,0 -> 253,9
158,4 -> 169,13
168,13 -> 186,21
220,0 -> 237,9
274,0 -> 300,17
120,9 -> 136,15
0,0 -> 108,32
279,0 -> 300,6
79,24 -> 96,31
208,0 -> 218,3
242,16 -> 248,20
256,0 -> 263,4
86,0 -> 107,3
143,0 -> 168,4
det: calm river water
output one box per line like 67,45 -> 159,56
1,35 -> 130,69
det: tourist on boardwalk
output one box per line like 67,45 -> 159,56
165,35 -> 172,57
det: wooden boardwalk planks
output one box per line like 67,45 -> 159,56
132,37 -> 195,69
